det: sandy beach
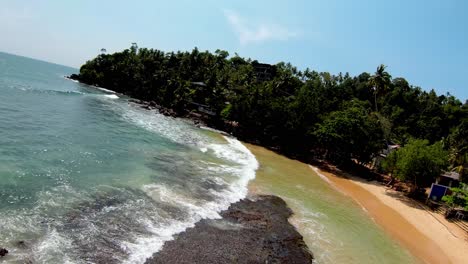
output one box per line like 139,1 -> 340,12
311,166 -> 468,264
246,144 -> 418,263
245,143 -> 468,263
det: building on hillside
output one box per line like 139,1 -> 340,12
436,171 -> 460,188
189,102 -> 216,117
252,62 -> 275,82
427,171 -> 460,202
371,144 -> 400,170
190,81 -> 207,87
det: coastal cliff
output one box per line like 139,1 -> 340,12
145,195 -> 313,264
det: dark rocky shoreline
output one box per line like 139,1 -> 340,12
145,195 -> 313,264
0,247 -> 8,257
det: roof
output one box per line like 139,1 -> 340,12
191,82 -> 207,87
441,171 -> 460,181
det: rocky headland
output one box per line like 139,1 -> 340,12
145,195 -> 313,264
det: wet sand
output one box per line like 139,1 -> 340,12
311,166 -> 468,264
310,166 -> 450,263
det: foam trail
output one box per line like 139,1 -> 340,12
208,136 -> 259,200
310,166 -> 332,184
75,97 -> 260,263
103,94 -> 119,99
97,87 -> 117,94
124,136 -> 259,263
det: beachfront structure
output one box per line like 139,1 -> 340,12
187,82 -> 216,116
190,102 -> 216,116
371,144 -> 400,170
436,171 -> 460,188
428,172 -> 460,201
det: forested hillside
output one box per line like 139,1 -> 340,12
72,45 -> 468,185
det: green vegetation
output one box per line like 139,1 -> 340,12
384,139 -> 448,190
314,100 -> 383,163
446,120 -> 468,182
442,183 -> 468,210
74,46 -> 468,187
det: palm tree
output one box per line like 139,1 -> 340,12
448,120 -> 468,182
131,43 -> 138,54
368,64 -> 391,112
450,152 -> 467,180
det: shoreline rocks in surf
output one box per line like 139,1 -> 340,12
65,76 -> 237,131
145,195 -> 313,264
0,247 -> 8,257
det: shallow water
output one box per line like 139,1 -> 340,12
246,144 -> 418,264
0,52 -> 258,263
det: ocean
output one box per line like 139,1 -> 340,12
0,52 -> 257,263
0,52 -> 417,264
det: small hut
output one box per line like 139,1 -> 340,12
436,172 -> 460,188
428,172 -> 460,201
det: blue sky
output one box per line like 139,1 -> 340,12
1,0 -> 467,100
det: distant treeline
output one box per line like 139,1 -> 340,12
73,45 -> 468,186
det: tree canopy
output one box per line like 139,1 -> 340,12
73,46 -> 468,182
314,100 -> 384,163
390,139 -> 448,188
442,183 -> 468,210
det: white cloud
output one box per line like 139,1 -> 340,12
223,9 -> 299,45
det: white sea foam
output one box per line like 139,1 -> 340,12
122,183 -> 227,263
34,229 -> 75,264
15,86 -> 85,96
103,94 -> 119,99
311,166 -> 332,184
208,136 -> 259,199
118,102 -> 209,146
80,97 -> 260,263
0,96 -> 259,263
199,147 -> 208,153
123,136 -> 258,263
0,185 -> 85,263
96,87 -> 117,94
310,166 -> 349,197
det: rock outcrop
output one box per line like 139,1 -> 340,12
145,195 -> 313,264
0,247 -> 8,257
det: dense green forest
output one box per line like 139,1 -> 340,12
72,45 -> 468,187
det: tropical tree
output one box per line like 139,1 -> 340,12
447,120 -> 468,182
72,46 -> 467,168
314,100 -> 384,163
392,139 -> 448,191
382,150 -> 398,183
442,183 -> 468,211
368,64 -> 392,112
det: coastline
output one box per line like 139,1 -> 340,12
145,195 -> 313,263
66,80 -> 466,263
311,165 -> 468,264
244,143 -> 418,263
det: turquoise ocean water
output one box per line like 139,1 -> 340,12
0,52 -> 418,264
0,52 -> 258,263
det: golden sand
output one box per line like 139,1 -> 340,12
245,143 -> 467,263
312,166 -> 468,264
